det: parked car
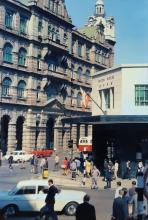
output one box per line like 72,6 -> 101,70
4,151 -> 33,162
32,149 -> 53,157
0,180 -> 86,216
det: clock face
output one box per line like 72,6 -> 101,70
144,168 -> 148,199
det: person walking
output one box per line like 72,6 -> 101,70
114,160 -> 119,180
76,194 -> 96,220
54,154 -> 59,171
70,159 -> 77,180
128,180 -> 137,218
8,155 -> 13,170
112,189 -> 129,220
126,160 -> 131,180
115,181 -> 122,198
91,165 -> 100,189
105,165 -> 113,189
43,179 -> 60,220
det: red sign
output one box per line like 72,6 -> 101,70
144,167 -> 148,199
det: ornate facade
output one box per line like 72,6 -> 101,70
0,0 -> 115,154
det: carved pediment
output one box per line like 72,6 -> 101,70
43,98 -> 65,112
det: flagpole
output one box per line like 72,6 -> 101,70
86,92 -> 107,115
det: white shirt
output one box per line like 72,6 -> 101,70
115,186 -> 122,198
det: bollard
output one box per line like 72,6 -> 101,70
137,171 -> 144,220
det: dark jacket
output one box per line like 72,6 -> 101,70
45,185 -> 59,206
76,202 -> 96,220
112,197 -> 128,220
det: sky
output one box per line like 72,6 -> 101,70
65,0 -> 148,65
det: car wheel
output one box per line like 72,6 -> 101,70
64,202 -> 78,216
4,204 -> 19,216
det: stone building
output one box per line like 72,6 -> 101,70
0,0 -> 115,154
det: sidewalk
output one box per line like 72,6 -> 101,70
37,169 -> 134,190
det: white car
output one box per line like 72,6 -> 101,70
0,180 -> 86,216
4,150 -> 33,162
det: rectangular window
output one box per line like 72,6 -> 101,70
20,16 -> 27,34
104,89 -> 110,109
38,20 -> 42,33
86,47 -> 90,60
135,85 -> 148,106
5,10 -> 13,28
78,43 -> 82,57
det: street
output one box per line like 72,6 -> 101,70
0,158 -> 114,220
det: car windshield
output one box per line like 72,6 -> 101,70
8,185 -> 18,195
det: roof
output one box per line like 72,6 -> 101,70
93,64 -> 148,78
78,26 -> 98,39
62,115 -> 148,125
18,0 -> 30,6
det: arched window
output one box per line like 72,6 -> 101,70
77,92 -> 82,107
2,77 -> 12,96
3,43 -> 13,63
86,70 -> 90,82
77,67 -> 82,81
17,80 -> 26,98
18,48 -> 27,66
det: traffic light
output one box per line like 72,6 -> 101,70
68,140 -> 73,148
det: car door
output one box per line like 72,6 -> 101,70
34,185 -> 48,211
13,185 -> 37,212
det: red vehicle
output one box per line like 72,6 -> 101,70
32,149 -> 53,157
78,136 -> 92,152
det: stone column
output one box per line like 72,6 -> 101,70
80,124 -> 85,137
22,109 -> 36,151
54,118 -> 63,153
62,123 -> 71,151
7,120 -> 17,152
71,124 -> 77,150
36,113 -> 47,148
88,125 -> 92,137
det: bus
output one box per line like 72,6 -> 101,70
78,136 -> 92,152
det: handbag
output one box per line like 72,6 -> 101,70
61,164 -> 66,169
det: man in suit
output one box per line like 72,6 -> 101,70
76,194 -> 96,220
44,179 -> 59,220
112,189 -> 129,220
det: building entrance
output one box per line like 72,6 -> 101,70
93,123 -> 148,177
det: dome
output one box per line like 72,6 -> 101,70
96,0 -> 104,6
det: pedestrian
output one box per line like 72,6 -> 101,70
114,160 -> 119,180
105,165 -> 113,189
75,157 -> 81,175
70,159 -> 77,180
34,155 -> 39,174
40,179 -> 60,220
30,155 -> 35,173
91,165 -> 100,189
8,155 -> 13,170
128,180 -> 137,218
122,187 -> 130,219
76,194 -> 96,220
115,181 -> 122,198
54,154 -> 59,171
126,160 -> 131,180
62,157 -> 68,175
39,157 -> 46,173
85,159 -> 91,178
103,159 -> 108,181
44,179 -> 60,220
137,161 -> 144,174
112,189 -> 129,220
